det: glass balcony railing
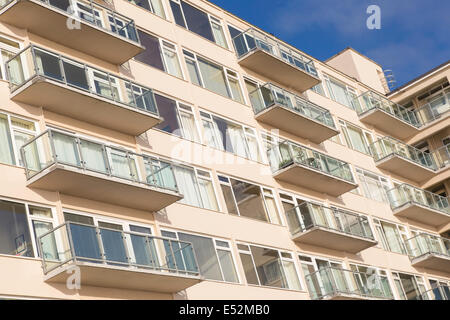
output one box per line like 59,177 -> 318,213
415,89 -> 450,126
432,144 -> 450,170
386,183 -> 450,215
356,91 -> 421,128
305,266 -> 393,300
38,221 -> 200,276
369,136 -> 437,170
0,0 -> 140,44
269,140 -> 355,183
21,129 -> 179,193
231,27 -> 318,77
285,202 -> 374,240
420,285 -> 450,300
405,234 -> 450,260
249,83 -> 336,128
6,45 -> 159,116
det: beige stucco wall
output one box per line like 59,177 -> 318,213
0,0 -> 448,300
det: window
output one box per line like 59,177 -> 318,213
238,243 -> 301,290
0,112 -> 37,166
323,75 -> 359,110
339,120 -> 373,155
172,164 -> 219,210
392,272 -> 427,300
162,230 -> 238,283
127,0 -> 166,19
200,111 -> 261,161
373,219 -> 408,254
349,264 -> 394,298
134,30 -> 183,79
355,168 -> 391,202
169,0 -> 228,48
153,93 -> 200,142
0,199 -> 56,258
218,175 -> 281,224
0,35 -> 20,80
183,50 -> 244,102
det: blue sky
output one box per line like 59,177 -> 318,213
209,0 -> 449,89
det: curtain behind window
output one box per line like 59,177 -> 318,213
173,166 -> 202,207
0,116 -> 14,165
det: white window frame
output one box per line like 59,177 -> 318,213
159,38 -> 185,79
165,159 -> 221,211
237,242 -> 303,291
323,74 -> 359,109
391,271 -> 427,300
372,217 -> 409,254
0,34 -> 21,81
0,111 -> 38,167
338,119 -> 374,155
218,174 -> 282,225
0,196 -> 58,259
208,15 -> 229,49
182,49 -> 244,102
161,228 -> 240,284
170,0 -> 228,48
129,0 -> 167,19
152,92 -> 201,142
355,167 -> 392,202
200,110 -> 262,162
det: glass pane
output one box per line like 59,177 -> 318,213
0,115 -> 15,165
34,49 -> 62,81
217,249 -> 238,283
180,0 -> 215,42
63,60 -> 89,90
0,200 -> 33,257
197,57 -> 230,98
154,93 -> 182,136
178,232 -> 222,281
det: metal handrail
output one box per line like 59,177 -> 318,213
20,129 -> 180,194
38,221 -> 201,276
0,0 -> 141,44
6,44 -> 159,116
249,82 -> 336,129
286,202 -> 375,240
386,183 -> 450,215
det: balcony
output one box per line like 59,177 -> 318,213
38,222 -> 202,292
286,202 -> 376,253
0,0 -> 143,64
305,267 -> 393,300
356,91 -> 421,140
411,93 -> 450,144
249,83 -> 339,143
370,136 -> 437,183
6,45 -> 161,136
387,184 -> 450,227
269,140 -> 357,197
21,129 -> 183,212
423,144 -> 450,189
405,234 -> 450,273
231,28 -> 320,92
420,285 -> 450,300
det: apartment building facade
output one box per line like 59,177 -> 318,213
0,0 -> 448,300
